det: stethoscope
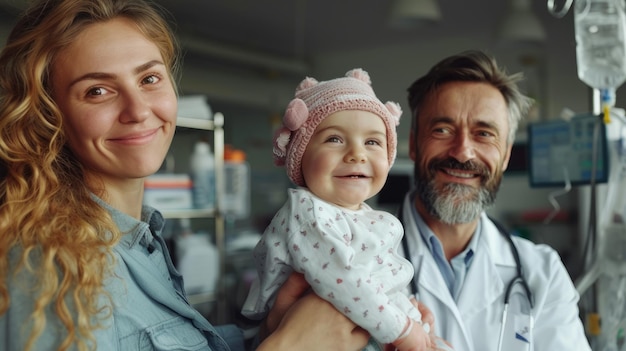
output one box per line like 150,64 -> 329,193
398,199 -> 534,350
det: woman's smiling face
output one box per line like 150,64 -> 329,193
51,17 -> 177,187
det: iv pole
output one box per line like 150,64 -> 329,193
548,1 -> 626,346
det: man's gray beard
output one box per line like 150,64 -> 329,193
417,180 -> 497,225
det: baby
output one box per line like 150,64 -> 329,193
242,69 -> 453,351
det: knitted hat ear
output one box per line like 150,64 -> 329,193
385,101 -> 402,126
296,77 -> 318,92
283,99 -> 309,131
345,68 -> 371,85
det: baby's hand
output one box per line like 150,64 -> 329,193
391,319 -> 433,351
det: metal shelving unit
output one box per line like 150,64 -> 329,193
162,112 -> 227,324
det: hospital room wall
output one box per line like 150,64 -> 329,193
0,12 -> 599,277
299,30 -> 588,276
179,12 -> 593,276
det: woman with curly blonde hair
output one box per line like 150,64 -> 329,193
0,0 -> 386,350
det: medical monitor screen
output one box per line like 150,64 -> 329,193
527,113 -> 609,188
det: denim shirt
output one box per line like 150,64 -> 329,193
0,196 -> 244,351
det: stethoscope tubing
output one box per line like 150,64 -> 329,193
398,198 -> 534,309
398,197 -> 534,350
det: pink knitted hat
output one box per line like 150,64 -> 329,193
272,68 -> 402,187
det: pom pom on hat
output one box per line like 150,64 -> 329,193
272,68 -> 402,186
283,99 -> 309,131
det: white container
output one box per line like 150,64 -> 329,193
220,147 -> 250,219
177,95 -> 212,120
176,231 -> 219,295
143,174 -> 193,210
574,0 -> 626,90
189,141 -> 216,210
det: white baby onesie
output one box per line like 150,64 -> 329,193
242,188 -> 421,343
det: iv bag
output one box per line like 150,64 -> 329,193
574,0 -> 626,91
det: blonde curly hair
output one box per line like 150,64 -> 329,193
0,0 -> 180,350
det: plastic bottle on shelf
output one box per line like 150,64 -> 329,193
175,220 -> 219,295
189,140 -> 216,210
574,0 -> 626,91
220,145 -> 250,219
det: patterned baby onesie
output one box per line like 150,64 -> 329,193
242,188 -> 421,344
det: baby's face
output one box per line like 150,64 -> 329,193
301,110 -> 390,210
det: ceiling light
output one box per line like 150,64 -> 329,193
500,0 -> 546,43
389,0 -> 441,29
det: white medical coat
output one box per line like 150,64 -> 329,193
399,194 -> 591,351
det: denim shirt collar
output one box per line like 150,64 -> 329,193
90,194 -> 165,249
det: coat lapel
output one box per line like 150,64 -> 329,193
457,213 -> 515,319
455,241 -> 504,318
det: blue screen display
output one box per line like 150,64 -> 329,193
527,114 -> 609,187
